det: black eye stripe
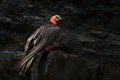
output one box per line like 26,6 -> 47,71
56,16 -> 59,19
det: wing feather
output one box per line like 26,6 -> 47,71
19,25 -> 60,75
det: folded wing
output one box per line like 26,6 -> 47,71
19,26 -> 60,75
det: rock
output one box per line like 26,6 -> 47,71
0,15 -> 43,33
0,50 -> 21,80
78,34 -> 96,43
110,0 -> 120,5
45,51 -> 98,80
81,48 -> 96,54
0,17 -> 12,22
90,29 -> 109,39
106,33 -> 120,47
110,40 -> 120,46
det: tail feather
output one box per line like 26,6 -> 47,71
19,55 -> 34,76
19,63 -> 26,75
20,54 -> 34,68
18,51 -> 44,77
26,57 -> 34,69
20,47 -> 41,67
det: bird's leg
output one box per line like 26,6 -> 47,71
45,45 -> 53,53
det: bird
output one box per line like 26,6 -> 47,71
18,15 -> 62,79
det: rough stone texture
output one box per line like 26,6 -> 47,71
0,0 -> 120,80
45,51 -> 98,80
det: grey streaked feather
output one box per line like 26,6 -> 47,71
18,22 -> 60,76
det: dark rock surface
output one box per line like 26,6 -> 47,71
0,0 -> 120,80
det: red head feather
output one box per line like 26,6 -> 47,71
50,15 -> 62,26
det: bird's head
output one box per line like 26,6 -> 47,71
50,15 -> 62,26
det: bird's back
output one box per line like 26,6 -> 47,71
18,21 -> 60,76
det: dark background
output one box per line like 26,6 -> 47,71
0,0 -> 120,80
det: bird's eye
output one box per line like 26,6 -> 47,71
56,16 -> 59,19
